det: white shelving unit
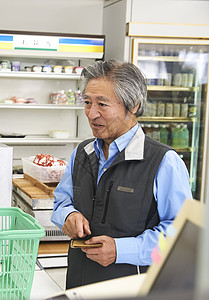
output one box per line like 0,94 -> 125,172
0,103 -> 85,110
0,72 -> 90,158
0,31 -> 105,170
0,71 -> 81,80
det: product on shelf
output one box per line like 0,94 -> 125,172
144,124 -> 152,137
11,97 -> 26,104
50,90 -> 67,104
182,73 -> 188,87
32,65 -> 42,72
181,124 -> 190,148
171,124 -> 181,148
143,102 -> 151,116
49,130 -> 70,139
64,66 -> 73,73
0,60 -> 11,71
142,100 -> 192,118
73,66 -> 84,74
53,66 -> 62,73
171,124 -> 190,148
173,73 -> 182,87
49,88 -> 84,105
7,96 -> 37,104
152,124 -> 160,141
180,98 -> 188,117
143,122 -> 190,149
156,102 -> 165,117
11,61 -> 20,72
67,89 -> 76,105
160,124 -> 169,144
165,103 -> 173,117
25,66 -> 32,72
188,74 -> 194,87
74,89 -> 84,105
173,103 -> 181,117
188,104 -> 197,117
42,65 -> 52,73
164,73 -> 172,86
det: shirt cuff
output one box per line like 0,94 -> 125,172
114,237 -> 141,265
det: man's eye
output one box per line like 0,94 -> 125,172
84,100 -> 91,105
99,102 -> 106,107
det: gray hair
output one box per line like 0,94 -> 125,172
80,60 -> 147,117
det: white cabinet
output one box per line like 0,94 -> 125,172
0,31 -> 105,170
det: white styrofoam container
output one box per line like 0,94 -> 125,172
22,156 -> 66,183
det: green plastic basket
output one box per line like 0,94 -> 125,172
0,207 -> 45,300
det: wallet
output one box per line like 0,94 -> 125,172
71,239 -> 102,248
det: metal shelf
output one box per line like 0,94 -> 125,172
175,147 -> 194,153
0,103 -> 84,110
0,71 -> 81,80
138,117 -> 196,123
147,85 -> 198,92
137,55 -> 186,62
0,136 -> 87,145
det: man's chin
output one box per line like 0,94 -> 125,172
91,129 -> 106,139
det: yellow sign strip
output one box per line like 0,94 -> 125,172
59,44 -> 103,53
0,42 -> 13,50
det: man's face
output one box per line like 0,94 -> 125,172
84,78 -> 137,145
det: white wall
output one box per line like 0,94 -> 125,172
131,0 -> 209,24
0,0 -> 104,35
103,0 -> 129,60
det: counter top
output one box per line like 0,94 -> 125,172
38,241 -> 69,254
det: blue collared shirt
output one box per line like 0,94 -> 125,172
51,123 -> 192,266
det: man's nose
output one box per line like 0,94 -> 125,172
86,104 -> 101,119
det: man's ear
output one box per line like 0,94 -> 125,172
132,103 -> 140,114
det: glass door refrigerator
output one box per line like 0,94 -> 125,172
132,38 -> 209,202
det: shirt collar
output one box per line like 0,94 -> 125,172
93,123 -> 140,158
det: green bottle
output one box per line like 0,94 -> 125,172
181,124 -> 189,148
172,124 -> 181,148
160,124 -> 168,145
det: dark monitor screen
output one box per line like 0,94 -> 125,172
150,221 -> 201,294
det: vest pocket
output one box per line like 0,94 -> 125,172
102,181 -> 113,223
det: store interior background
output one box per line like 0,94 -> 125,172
0,0 -> 209,299
1,0 -> 209,60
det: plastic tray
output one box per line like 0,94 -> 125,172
0,207 -> 45,300
22,156 -> 66,183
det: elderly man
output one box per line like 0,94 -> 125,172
51,60 -> 192,289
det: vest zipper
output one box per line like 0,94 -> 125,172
102,181 -> 113,223
91,196 -> 96,221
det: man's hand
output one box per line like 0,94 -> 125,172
62,212 -> 91,239
81,235 -> 116,267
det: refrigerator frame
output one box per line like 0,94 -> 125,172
131,37 -> 209,202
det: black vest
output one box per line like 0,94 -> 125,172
66,135 -> 171,289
